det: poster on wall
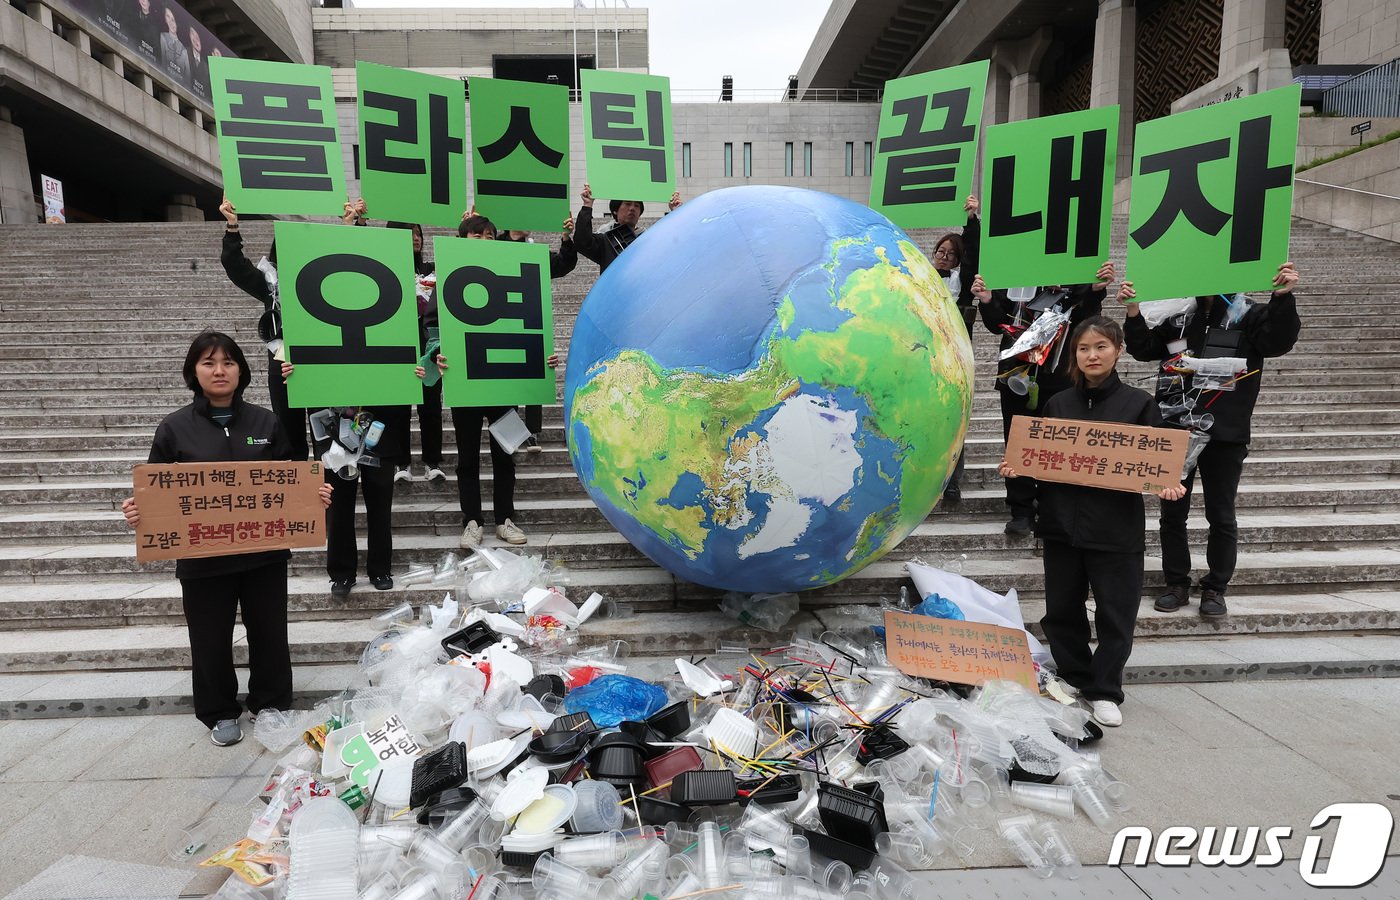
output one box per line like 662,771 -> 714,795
66,0 -> 237,104
41,175 -> 65,224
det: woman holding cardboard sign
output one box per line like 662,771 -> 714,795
120,332 -> 333,747
998,316 -> 1185,729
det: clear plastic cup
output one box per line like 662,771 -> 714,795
570,779 -> 623,834
1009,782 -> 1076,819
997,814 -> 1052,878
532,854 -> 598,894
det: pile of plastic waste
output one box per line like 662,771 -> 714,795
191,549 -> 1130,898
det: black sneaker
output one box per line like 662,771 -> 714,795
330,578 -> 354,599
370,574 -> 393,591
1004,516 -> 1032,535
1154,585 -> 1191,612
1199,589 -> 1228,618
524,435 -> 542,454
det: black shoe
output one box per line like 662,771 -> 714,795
524,435 -> 542,454
330,578 -> 354,599
1199,589 -> 1228,618
1004,516 -> 1032,535
370,575 -> 393,591
1154,584 -> 1191,612
943,483 -> 961,503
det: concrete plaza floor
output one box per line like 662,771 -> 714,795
1,678 -> 1398,899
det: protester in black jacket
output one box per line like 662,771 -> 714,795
121,332 -> 332,747
500,219 -> 577,452
972,263 -> 1113,534
572,183 -> 681,273
1121,262 -> 1301,618
1000,317 -> 1185,728
218,197 -> 308,460
931,195 -> 980,501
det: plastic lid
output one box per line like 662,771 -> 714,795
500,829 -> 565,854
513,784 -> 578,835
500,693 -> 558,733
467,731 -> 531,779
371,756 -> 417,810
449,711 -> 500,749
492,766 -> 550,820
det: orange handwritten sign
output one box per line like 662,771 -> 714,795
883,610 -> 1036,690
1006,415 -> 1187,494
133,461 -> 324,561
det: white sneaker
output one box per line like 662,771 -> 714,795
394,467 -> 413,484
459,520 -> 484,550
1091,700 -> 1122,727
426,466 -> 446,483
496,519 -> 527,545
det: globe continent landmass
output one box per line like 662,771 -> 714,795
565,186 -> 973,593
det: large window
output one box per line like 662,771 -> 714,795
723,142 -> 733,177
803,142 -> 813,176
743,142 -> 752,178
844,142 -> 854,177
784,142 -> 794,177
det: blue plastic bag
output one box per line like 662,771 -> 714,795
563,674 -> 669,727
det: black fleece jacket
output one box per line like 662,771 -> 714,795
148,395 -> 295,579
1034,372 -> 1161,553
221,230 -> 279,343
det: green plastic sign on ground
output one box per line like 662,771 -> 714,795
981,105 -> 1119,289
275,222 -> 423,408
581,69 -> 674,202
470,77 -> 571,232
210,57 -> 345,216
870,60 -> 989,229
1127,84 -> 1301,301
432,236 -> 555,408
356,62 -> 467,228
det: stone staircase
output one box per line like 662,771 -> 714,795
1,217 -> 1398,716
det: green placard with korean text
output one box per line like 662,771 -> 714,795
275,222 -> 423,408
581,69 -> 675,203
470,77 -> 571,232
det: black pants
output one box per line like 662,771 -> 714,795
945,306 -> 976,492
1160,440 -> 1249,594
415,380 -> 445,468
180,559 -> 292,728
1041,539 -> 1144,704
998,386 -> 1065,520
451,406 -> 515,525
525,404 -> 542,437
266,351 -> 307,461
326,461 -> 394,582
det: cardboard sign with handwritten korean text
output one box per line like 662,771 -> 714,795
884,610 -> 1035,690
133,461 -> 324,561
1007,416 -> 1188,494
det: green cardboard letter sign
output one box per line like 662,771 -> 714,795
582,69 -> 674,202
433,236 -> 556,408
210,57 -> 346,216
356,62 -> 468,228
470,77 -> 571,232
981,106 -> 1119,289
275,222 -> 424,408
1127,84 -> 1301,301
870,60 -> 989,229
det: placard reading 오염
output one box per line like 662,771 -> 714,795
884,610 -> 1036,689
133,461 -> 324,561
1006,416 -> 1188,495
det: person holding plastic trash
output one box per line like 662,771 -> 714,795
973,263 -> 1112,534
572,183 -> 682,274
999,316 -> 1186,728
121,332 -> 333,747
1121,262 -> 1301,618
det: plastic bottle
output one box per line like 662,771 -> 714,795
286,797 -> 359,899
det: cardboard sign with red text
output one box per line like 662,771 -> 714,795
1006,416 -> 1187,495
133,461 -> 324,561
884,610 -> 1036,690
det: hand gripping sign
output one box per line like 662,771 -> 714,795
433,236 -> 556,408
581,69 -> 675,202
470,77 -> 572,232
356,61 -> 468,228
274,222 -> 424,408
210,57 -> 347,216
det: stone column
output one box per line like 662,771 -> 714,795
973,62 -> 1012,193
67,27 -> 91,55
1091,0 -> 1137,188
1220,0 -> 1287,73
0,107 -> 37,224
165,193 -> 203,222
25,2 -> 53,30
992,26 -> 1053,122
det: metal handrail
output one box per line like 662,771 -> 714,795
1320,57 -> 1400,117
1295,178 -> 1400,202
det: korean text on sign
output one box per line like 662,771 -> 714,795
1006,416 -> 1189,495
471,77 -> 572,232
882,610 -> 1035,689
581,69 -> 675,202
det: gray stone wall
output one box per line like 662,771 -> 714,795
1319,0 -> 1400,66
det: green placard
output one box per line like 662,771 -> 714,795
210,56 -> 346,216
870,60 -> 989,229
581,69 -> 675,202
470,77 -> 571,232
355,62 -> 468,228
275,222 -> 424,408
432,236 -> 556,408
1127,84 -> 1301,301
980,106 -> 1119,289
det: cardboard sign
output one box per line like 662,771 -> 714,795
339,715 -> 422,790
470,77 -> 572,232
210,57 -> 346,216
133,462 -> 324,561
1127,84 -> 1300,301
1006,415 -> 1188,495
870,60 -> 989,229
884,610 -> 1036,690
582,69 -> 675,202
356,62 -> 468,228
433,235 -> 556,408
274,222 -> 424,408
982,106 -> 1118,289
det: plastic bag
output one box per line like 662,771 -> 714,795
467,554 -> 548,608
1135,296 -> 1197,328
562,674 -> 668,727
253,707 -> 321,753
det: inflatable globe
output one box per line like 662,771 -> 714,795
564,186 -> 973,593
